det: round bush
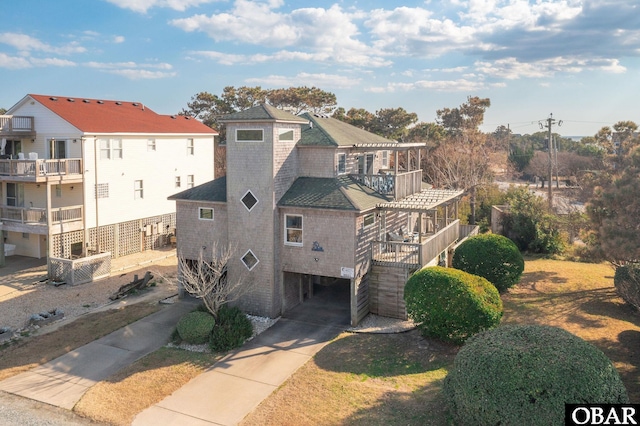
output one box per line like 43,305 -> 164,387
444,325 -> 629,426
404,266 -> 503,344
614,264 -> 640,310
452,233 -> 524,293
176,311 -> 216,344
209,305 -> 253,352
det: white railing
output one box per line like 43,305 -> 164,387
0,115 -> 34,132
0,205 -> 82,225
0,159 -> 82,178
49,252 -> 111,285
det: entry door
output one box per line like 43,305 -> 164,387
358,154 -> 374,175
49,139 -> 66,159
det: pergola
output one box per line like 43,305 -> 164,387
376,188 -> 464,243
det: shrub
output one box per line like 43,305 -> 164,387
176,311 -> 216,344
444,325 -> 629,426
209,305 -> 253,352
452,233 -> 524,293
404,266 -> 503,344
614,264 -> 640,310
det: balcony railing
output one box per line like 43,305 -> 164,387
0,115 -> 35,134
349,169 -> 423,200
371,219 -> 461,268
0,205 -> 83,226
0,159 -> 82,180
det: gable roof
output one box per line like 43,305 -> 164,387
297,112 -> 397,147
25,94 -> 217,135
168,176 -> 227,202
278,176 -> 390,211
219,103 -> 309,124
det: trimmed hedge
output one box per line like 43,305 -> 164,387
176,311 -> 216,344
404,266 -> 503,344
444,325 -> 629,426
452,233 -> 524,293
209,305 -> 253,352
614,264 -> 640,310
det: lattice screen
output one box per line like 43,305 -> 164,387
118,220 -> 141,257
51,230 -> 84,259
89,225 -> 115,256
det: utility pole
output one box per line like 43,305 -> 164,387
540,114 -> 562,210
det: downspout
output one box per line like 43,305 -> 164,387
94,137 -> 100,254
81,137 -> 87,257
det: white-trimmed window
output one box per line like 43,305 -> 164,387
187,138 -> 194,155
199,207 -> 214,221
148,139 -> 156,151
241,249 -> 259,271
187,175 -> 194,188
337,153 -> 346,174
99,139 -> 123,159
175,176 -> 181,188
382,151 -> 389,168
134,180 -> 143,199
363,213 -> 375,229
285,214 -> 303,246
236,129 -> 264,142
279,128 -> 294,141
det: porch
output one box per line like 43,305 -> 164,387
0,204 -> 84,233
0,158 -> 83,182
349,169 -> 422,200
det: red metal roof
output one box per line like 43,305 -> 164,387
28,94 -> 217,135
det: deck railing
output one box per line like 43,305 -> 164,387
0,159 -> 82,178
0,205 -> 83,225
0,115 -> 34,133
349,169 -> 422,200
372,219 -> 461,268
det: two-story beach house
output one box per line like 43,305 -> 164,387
0,94 -> 216,282
170,104 -> 477,325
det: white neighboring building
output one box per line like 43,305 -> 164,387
0,94 -> 217,263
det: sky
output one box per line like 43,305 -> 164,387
1,0 -> 639,137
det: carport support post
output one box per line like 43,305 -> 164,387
0,222 -> 5,268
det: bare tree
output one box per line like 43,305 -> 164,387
177,243 -> 252,319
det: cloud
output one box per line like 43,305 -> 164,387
367,78 -> 490,93
113,35 -> 126,44
0,52 -> 33,69
104,0 -> 221,13
245,72 -> 361,89
84,61 -> 176,79
475,57 -> 627,79
0,32 -> 86,55
172,1 -> 388,67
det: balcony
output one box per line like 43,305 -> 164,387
349,169 -> 423,200
0,158 -> 83,182
0,115 -> 35,137
0,204 -> 83,234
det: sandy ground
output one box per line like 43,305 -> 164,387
0,250 -> 179,334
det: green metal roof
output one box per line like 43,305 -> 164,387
297,112 -> 398,147
219,103 -> 309,123
168,176 -> 227,202
278,176 -> 390,211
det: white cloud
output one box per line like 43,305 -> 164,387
0,52 -> 32,69
30,58 -> 77,67
0,32 -> 86,55
113,35 -> 126,44
367,78 -> 487,93
475,56 -> 627,79
104,0 -> 221,13
84,61 -> 175,79
172,2 -> 388,67
245,72 -> 361,89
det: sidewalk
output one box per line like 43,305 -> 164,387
0,298 -> 197,409
133,284 -> 351,425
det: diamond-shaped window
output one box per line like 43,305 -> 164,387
241,250 -> 259,271
241,190 -> 258,211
